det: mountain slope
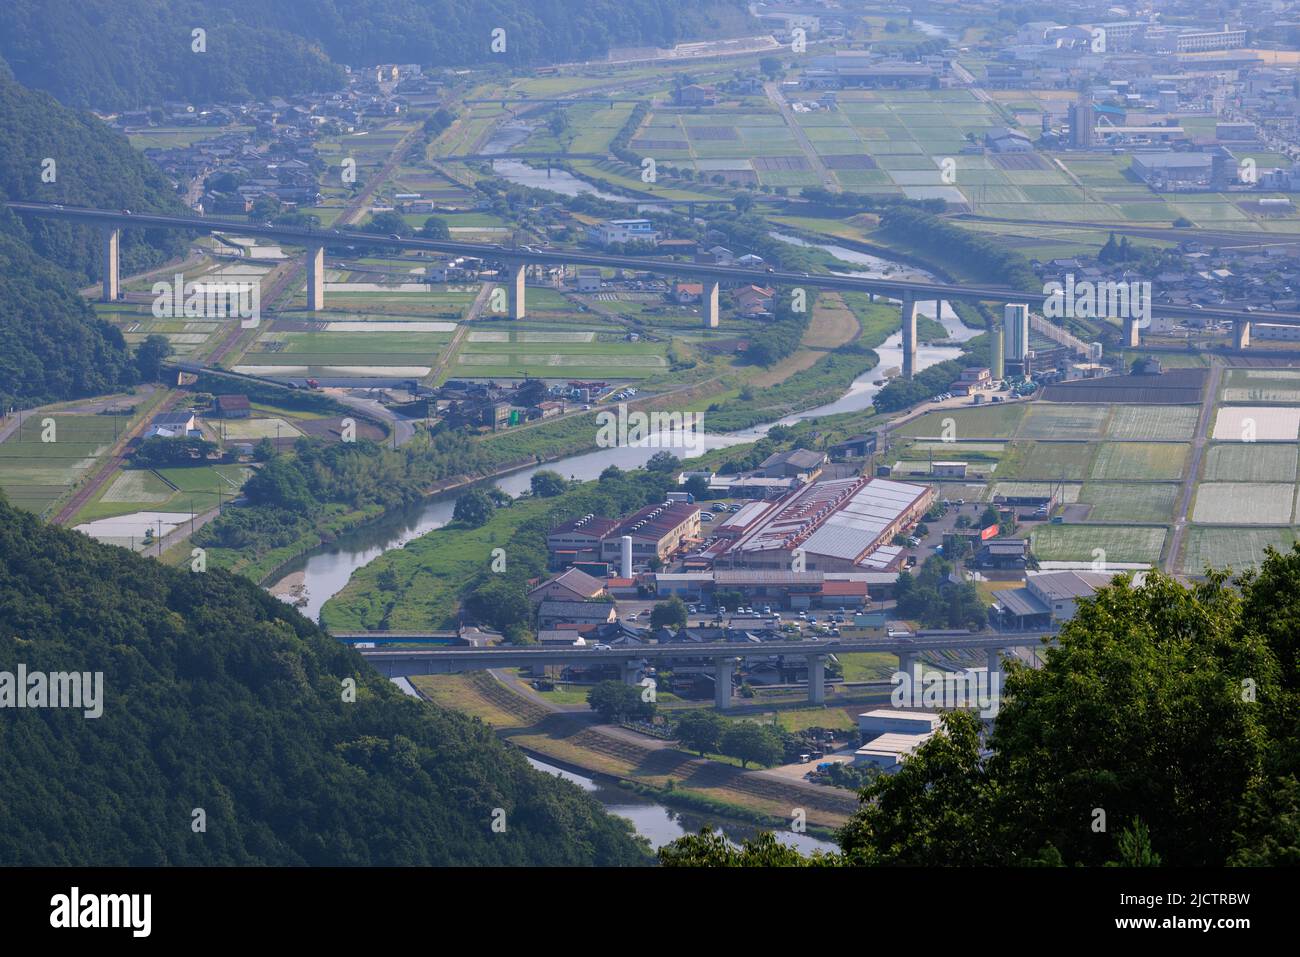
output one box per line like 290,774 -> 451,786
0,495 -> 649,865
0,64 -> 186,408
1,0 -> 752,109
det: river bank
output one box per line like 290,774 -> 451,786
410,669 -> 851,844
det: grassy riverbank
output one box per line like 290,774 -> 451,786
410,671 -> 858,830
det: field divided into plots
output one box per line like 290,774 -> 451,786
0,415 -> 121,515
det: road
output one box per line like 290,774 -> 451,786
52,390 -> 181,526
427,280 -> 493,386
765,81 -> 838,193
12,202 -> 1294,327
1165,359 -> 1224,573
951,61 -> 993,105
142,503 -> 225,560
330,391 -> 418,447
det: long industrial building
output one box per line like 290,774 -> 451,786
713,476 -> 935,573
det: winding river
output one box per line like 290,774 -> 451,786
270,228 -> 972,849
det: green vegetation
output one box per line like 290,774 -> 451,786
324,465 -> 679,635
664,561 -> 1300,866
895,556 -> 990,630
0,494 -> 647,864
587,681 -> 656,723
0,65 -> 185,407
3,0 -> 750,106
194,433 -> 499,576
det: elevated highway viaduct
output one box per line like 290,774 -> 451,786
12,202 -> 1299,377
353,633 -> 1051,709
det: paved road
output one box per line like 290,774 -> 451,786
330,392 -> 418,447
1166,359 -> 1224,573
765,81 -> 838,193
142,503 -> 225,560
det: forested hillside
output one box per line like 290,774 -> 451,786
1,0 -> 752,109
0,65 -> 186,407
0,495 -> 649,865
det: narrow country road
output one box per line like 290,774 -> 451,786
1165,359 -> 1223,574
764,81 -> 838,193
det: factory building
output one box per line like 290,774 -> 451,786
714,476 -> 935,573
599,502 -> 701,569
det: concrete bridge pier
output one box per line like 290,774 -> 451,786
986,647 -> 1003,674
307,245 -> 325,312
622,659 -> 642,686
704,279 -> 720,328
714,656 -> 734,710
101,226 -> 120,302
1234,318 -> 1251,350
506,260 -> 526,319
898,651 -> 916,678
1123,314 -> 1142,348
807,654 -> 826,705
901,295 -> 919,379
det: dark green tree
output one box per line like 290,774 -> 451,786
452,488 -> 495,527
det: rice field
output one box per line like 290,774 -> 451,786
1181,526 -> 1296,577
1077,483 -> 1179,524
1191,483 -> 1295,525
452,336 -> 669,379
1030,524 -> 1166,564
1211,406 -> 1300,442
0,414 -> 121,514
1105,405 -> 1199,441
1089,443 -> 1189,481
1017,403 -> 1111,440
894,403 -> 1026,439
1002,442 -> 1093,480
990,481 -> 1082,503
216,417 -> 305,441
1202,443 -> 1298,483
1221,369 -> 1300,404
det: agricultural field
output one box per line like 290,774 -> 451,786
1075,482 -> 1179,524
999,442 -> 1093,481
1089,442 -> 1189,481
1202,443 -> 1298,483
450,317 -> 671,380
1181,526 -> 1296,577
237,324 -> 453,378
1029,524 -> 1167,564
1191,483 -> 1295,525
1211,406 -> 1300,441
74,464 -> 252,523
1105,405 -> 1199,441
1220,368 -> 1300,404
0,414 -> 122,515
1017,403 -> 1110,440
894,402 -> 1027,439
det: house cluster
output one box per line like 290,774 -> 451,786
124,65 -> 438,213
1033,243 -> 1300,319
993,17 -> 1247,90
525,567 -> 869,700
433,379 -> 572,431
